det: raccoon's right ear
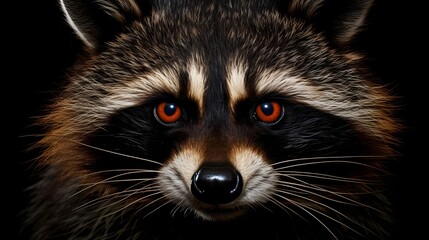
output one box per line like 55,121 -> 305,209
281,0 -> 374,47
59,0 -> 149,51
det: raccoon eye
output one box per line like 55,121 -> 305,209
254,101 -> 283,124
154,102 -> 182,125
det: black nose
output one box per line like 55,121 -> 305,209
191,165 -> 243,204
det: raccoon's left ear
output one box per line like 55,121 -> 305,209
284,0 -> 374,46
59,0 -> 146,51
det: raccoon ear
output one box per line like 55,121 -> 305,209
286,0 -> 374,46
59,0 -> 144,51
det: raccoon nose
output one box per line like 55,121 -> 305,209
191,165 -> 243,204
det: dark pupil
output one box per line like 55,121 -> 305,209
164,103 -> 177,116
261,103 -> 273,115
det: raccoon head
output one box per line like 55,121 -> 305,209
39,0 -> 398,237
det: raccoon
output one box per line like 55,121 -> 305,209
24,0 -> 400,239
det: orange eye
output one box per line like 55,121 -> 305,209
155,102 -> 182,124
254,101 -> 283,124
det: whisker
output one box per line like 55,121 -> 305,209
274,176 -> 380,197
274,180 -> 383,215
253,199 -> 275,213
141,197 -> 172,219
275,160 -> 389,173
275,180 -> 356,205
70,190 -> 165,235
183,207 -> 193,218
69,170 -> 159,198
276,188 -> 377,237
271,155 -> 389,166
69,169 -> 160,189
271,155 -> 390,166
70,140 -> 163,166
97,190 -> 164,219
170,199 -> 185,218
266,196 -> 302,220
276,170 -> 382,184
73,182 -> 159,212
73,182 -> 145,211
75,168 -> 161,179
78,177 -> 158,186
274,177 -> 388,197
98,190 -> 162,215
273,192 -> 338,240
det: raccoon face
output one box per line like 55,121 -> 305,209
36,0 -> 398,238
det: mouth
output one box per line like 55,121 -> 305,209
192,204 -> 249,221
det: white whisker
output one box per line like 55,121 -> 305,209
69,170 -> 159,198
274,174 -> 386,214
271,155 -> 388,166
78,177 -> 157,186
273,193 -> 339,240
75,168 -> 161,179
141,197 -> 172,219
69,190 -> 166,235
276,188 -> 376,237
276,170 -> 381,184
71,140 -> 163,166
98,190 -> 164,219
170,199 -> 185,218
73,182 -> 159,212
275,160 -> 388,173
93,185 -> 161,213
275,176 -> 384,196
266,196 -> 303,220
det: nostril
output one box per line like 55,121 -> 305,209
191,166 -> 243,204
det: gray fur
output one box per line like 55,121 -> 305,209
24,0 -> 399,239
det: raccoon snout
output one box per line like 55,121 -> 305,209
191,165 -> 243,204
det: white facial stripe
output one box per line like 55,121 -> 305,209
255,69 -> 373,127
255,69 -> 318,101
230,146 -> 277,205
187,59 -> 206,111
256,71 -> 361,118
102,68 -> 180,112
226,60 -> 248,111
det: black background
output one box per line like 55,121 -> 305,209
6,0 -> 424,239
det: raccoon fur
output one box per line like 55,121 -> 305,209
24,0 -> 400,239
